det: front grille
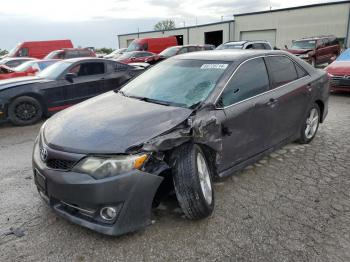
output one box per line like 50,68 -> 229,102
46,159 -> 76,170
330,76 -> 350,88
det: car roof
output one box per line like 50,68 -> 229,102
174,49 -> 290,62
298,35 -> 336,41
223,40 -> 270,45
61,57 -> 110,63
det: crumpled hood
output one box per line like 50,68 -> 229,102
285,49 -> 313,55
326,61 -> 350,75
0,76 -> 51,91
43,92 -> 193,154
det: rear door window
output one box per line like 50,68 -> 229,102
265,56 -> 298,89
252,43 -> 265,49
220,58 -> 269,107
70,62 -> 105,77
188,46 -> 197,52
178,48 -> 188,54
295,63 -> 308,78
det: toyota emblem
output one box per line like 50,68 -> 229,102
343,75 -> 350,79
40,147 -> 48,162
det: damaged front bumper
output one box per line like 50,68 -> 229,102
32,140 -> 163,236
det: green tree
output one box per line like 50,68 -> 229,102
0,49 -> 8,56
154,19 -> 176,31
95,48 -> 114,54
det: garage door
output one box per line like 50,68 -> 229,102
240,29 -> 276,48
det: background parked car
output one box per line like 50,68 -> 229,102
126,36 -> 178,54
285,35 -> 340,67
45,48 -> 96,59
6,40 -> 73,59
0,58 -> 144,125
0,57 -> 37,68
116,51 -> 158,64
0,59 -> 58,80
159,45 -> 210,59
216,40 -> 272,50
104,48 -> 127,59
325,48 -> 350,93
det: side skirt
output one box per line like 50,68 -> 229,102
218,135 -> 298,178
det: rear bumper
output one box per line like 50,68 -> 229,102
32,139 -> 163,236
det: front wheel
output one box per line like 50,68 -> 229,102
298,103 -> 320,144
8,96 -> 43,126
171,144 -> 214,219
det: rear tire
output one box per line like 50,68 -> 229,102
298,103 -> 320,144
171,143 -> 214,220
8,96 -> 43,126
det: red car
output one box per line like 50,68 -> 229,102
285,35 -> 340,67
325,49 -> 350,92
0,59 -> 58,80
116,51 -> 158,64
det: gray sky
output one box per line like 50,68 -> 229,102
0,0 -> 344,50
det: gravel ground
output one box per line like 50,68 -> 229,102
0,94 -> 349,262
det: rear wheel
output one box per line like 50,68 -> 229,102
8,96 -> 43,126
298,103 -> 320,144
171,143 -> 214,219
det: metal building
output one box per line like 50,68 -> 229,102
118,1 -> 350,49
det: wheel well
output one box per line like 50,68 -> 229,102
315,100 -> 324,123
11,93 -> 47,115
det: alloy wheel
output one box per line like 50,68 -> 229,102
305,108 -> 319,139
197,152 -> 213,205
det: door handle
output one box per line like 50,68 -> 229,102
266,98 -> 278,107
306,83 -> 312,92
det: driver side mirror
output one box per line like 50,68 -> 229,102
65,72 -> 77,83
284,45 -> 288,49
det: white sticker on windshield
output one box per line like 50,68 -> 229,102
201,64 -> 228,70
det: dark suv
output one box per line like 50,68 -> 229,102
45,48 -> 96,59
285,36 -> 340,67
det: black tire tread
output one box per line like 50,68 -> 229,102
172,143 -> 214,220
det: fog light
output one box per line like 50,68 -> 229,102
100,207 -> 117,221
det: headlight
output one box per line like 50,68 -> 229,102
72,154 -> 149,179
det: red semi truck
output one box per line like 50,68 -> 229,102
7,40 -> 73,59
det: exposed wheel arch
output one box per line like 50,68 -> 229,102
315,100 -> 324,123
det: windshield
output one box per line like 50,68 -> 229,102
121,59 -> 231,108
159,47 -> 180,57
38,61 -> 72,79
291,40 -> 316,50
127,41 -> 142,52
45,50 -> 61,59
14,61 -> 35,72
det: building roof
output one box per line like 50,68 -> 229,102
117,20 -> 234,37
234,0 -> 350,17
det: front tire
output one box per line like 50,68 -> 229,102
298,103 -> 320,144
8,96 -> 43,126
171,143 -> 214,220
